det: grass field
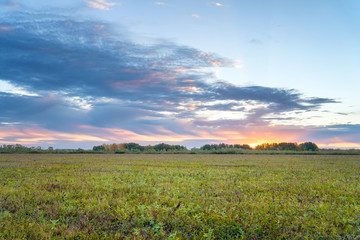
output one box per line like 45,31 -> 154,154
1,154 -> 360,239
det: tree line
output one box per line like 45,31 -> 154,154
0,144 -> 87,154
254,142 -> 319,151
94,142 -> 319,153
2,142 -> 359,154
94,143 -> 187,153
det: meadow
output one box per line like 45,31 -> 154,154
0,154 -> 360,239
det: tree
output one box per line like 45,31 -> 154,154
234,144 -> 252,150
299,142 -> 319,151
278,142 -> 299,151
200,144 -> 211,151
154,143 -> 171,152
93,145 -> 105,151
124,143 -> 144,151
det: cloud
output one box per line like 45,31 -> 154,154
0,13 -> 235,100
0,0 -> 19,8
306,124 -> 360,144
208,2 -> 223,7
1,123 -> 359,149
192,14 -> 201,18
0,25 -> 13,32
154,2 -> 167,6
0,125 -> 108,146
0,11 -> 348,148
0,79 -> 38,96
87,0 -> 117,10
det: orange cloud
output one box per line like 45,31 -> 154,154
172,86 -> 202,92
208,60 -> 222,66
189,104 -> 198,110
0,25 -> 13,32
0,125 -> 252,146
318,142 -> 360,149
1,125 -> 359,149
174,68 -> 189,73
0,127 -> 108,145
182,79 -> 195,83
94,24 -> 105,30
87,0 -> 117,10
75,124 -> 233,144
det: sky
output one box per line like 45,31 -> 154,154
0,0 -> 360,149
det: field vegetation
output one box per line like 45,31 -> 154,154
1,154 -> 360,239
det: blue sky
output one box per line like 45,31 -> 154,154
0,0 -> 359,149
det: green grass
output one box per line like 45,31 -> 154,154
0,154 -> 360,239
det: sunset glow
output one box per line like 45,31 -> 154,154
0,1 -> 359,149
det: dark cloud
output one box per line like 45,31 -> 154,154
0,92 -> 85,131
0,11 -> 340,143
0,12 -> 234,99
0,92 -> 195,137
305,125 -> 360,143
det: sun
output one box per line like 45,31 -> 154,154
249,142 -> 263,148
